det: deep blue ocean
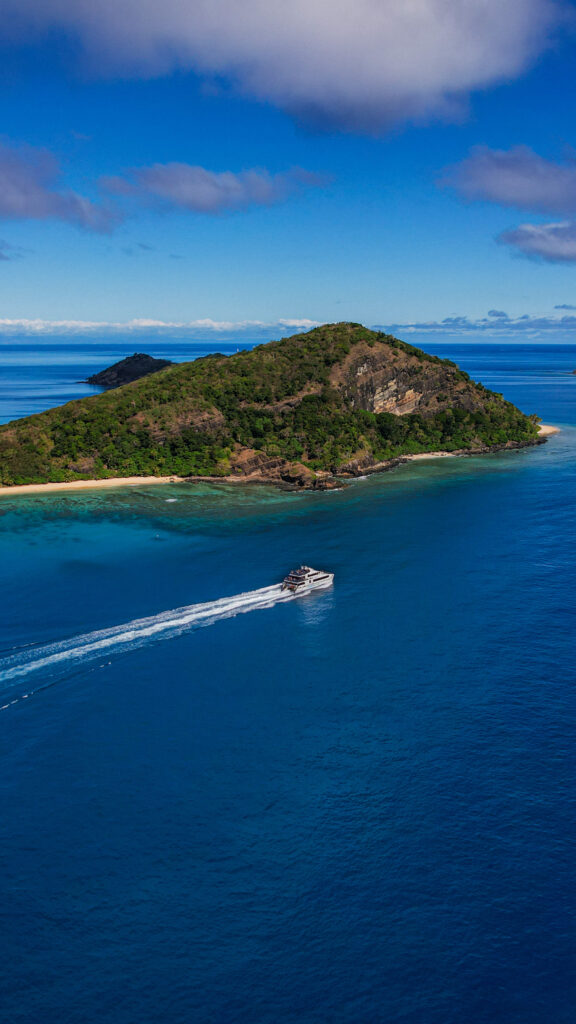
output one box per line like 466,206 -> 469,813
1,340 -> 575,1023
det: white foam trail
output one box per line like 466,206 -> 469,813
0,583 -> 297,689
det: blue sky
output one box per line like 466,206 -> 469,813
0,0 -> 576,342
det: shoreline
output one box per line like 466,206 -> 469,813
0,475 -> 184,497
401,422 -> 560,461
0,425 -> 560,498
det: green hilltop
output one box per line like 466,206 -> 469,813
0,322 -> 539,487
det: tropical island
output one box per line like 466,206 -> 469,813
0,322 -> 542,490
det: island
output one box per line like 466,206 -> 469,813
84,352 -> 174,389
0,322 -> 542,489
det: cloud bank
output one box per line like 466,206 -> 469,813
104,164 -> 324,214
379,311 -> 576,339
0,0 -> 562,131
2,313 -> 576,343
0,317 -> 322,339
0,141 -> 117,232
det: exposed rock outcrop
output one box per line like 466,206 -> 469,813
228,448 -> 317,487
331,341 -> 485,416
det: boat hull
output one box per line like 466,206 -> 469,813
283,573 -> 334,595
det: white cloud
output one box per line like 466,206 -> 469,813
103,164 -> 324,213
498,220 -> 576,262
0,0 -> 562,131
445,146 -> 576,214
0,140 -> 118,231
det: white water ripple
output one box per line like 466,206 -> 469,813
0,583 -> 299,698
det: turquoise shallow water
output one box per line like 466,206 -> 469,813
1,344 -> 576,1023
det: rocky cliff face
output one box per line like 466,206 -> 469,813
330,340 -> 484,417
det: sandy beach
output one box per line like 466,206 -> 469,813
407,451 -> 457,461
407,423 -> 560,462
0,475 -> 183,497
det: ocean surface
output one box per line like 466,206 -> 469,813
1,340 -> 575,1023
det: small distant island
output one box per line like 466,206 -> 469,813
0,323 -> 542,489
85,352 -> 174,389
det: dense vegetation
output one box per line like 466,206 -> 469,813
0,323 -> 539,486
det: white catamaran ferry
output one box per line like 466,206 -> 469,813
281,566 -> 334,594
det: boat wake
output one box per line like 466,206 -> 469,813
0,583 -> 296,705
